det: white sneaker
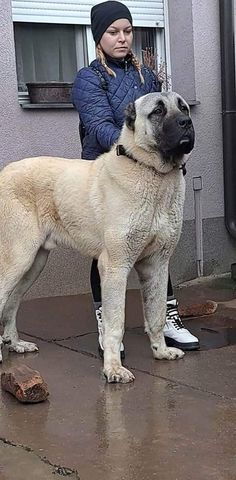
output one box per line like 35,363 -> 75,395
95,306 -> 125,359
163,299 -> 200,351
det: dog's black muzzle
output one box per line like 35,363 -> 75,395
160,113 -> 195,160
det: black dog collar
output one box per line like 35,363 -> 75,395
116,144 -> 186,175
116,144 -> 136,162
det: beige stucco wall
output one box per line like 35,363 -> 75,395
167,0 -> 236,280
0,1 -> 100,297
168,0 -> 224,221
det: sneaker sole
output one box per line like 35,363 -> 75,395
165,337 -> 200,351
98,345 -> 125,360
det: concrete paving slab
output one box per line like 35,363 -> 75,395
0,339 -> 236,480
17,290 -> 143,341
176,274 -> 236,304
57,330 -> 236,400
1,276 -> 236,479
16,276 -> 236,343
17,293 -> 96,341
0,442 -> 79,479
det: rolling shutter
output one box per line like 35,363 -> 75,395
12,0 -> 164,27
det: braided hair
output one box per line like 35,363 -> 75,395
96,45 -> 144,84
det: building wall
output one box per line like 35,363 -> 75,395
0,0 -> 236,299
0,0 -> 95,297
168,0 -> 236,284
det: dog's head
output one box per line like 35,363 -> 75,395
124,92 -> 194,172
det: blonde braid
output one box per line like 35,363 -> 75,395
130,50 -> 144,84
96,45 -> 116,77
95,46 -> 144,84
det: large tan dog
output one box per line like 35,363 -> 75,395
0,92 -> 194,383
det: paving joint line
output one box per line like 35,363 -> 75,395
0,436 -> 80,478
54,341 -> 99,359
16,332 -> 236,401
128,365 -> 236,401
40,340 -> 236,401
19,330 -> 97,342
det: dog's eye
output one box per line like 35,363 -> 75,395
180,104 -> 188,113
152,106 -> 163,115
149,102 -> 165,119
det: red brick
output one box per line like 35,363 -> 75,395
179,300 -> 218,318
1,365 -> 49,403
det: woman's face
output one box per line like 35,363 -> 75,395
99,19 -> 133,59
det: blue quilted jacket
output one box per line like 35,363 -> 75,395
72,56 -> 161,160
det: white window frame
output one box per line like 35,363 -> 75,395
84,27 -> 95,65
163,0 -> 172,85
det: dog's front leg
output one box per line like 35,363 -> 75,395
98,255 -> 135,383
135,255 -> 185,360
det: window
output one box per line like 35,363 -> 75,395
133,27 -> 165,69
14,23 -> 88,92
14,23 -> 165,93
12,0 -> 167,100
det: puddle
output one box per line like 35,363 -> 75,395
199,327 -> 236,350
130,326 -> 236,351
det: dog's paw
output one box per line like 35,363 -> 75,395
152,346 -> 185,360
103,366 -> 135,384
8,340 -> 39,354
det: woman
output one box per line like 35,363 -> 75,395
72,0 -> 199,357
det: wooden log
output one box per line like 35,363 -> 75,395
1,365 -> 49,403
179,300 -> 218,318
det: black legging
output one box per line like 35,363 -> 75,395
90,258 -> 174,303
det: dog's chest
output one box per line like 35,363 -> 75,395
128,182 -> 185,258
145,211 -> 181,256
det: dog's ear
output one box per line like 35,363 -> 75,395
125,102 -> 136,130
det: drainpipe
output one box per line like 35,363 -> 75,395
193,176 -> 203,276
219,0 -> 236,239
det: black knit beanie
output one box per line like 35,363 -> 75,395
91,1 -> 133,45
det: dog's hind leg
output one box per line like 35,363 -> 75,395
0,224 -> 46,362
2,247 -> 49,355
135,254 -> 185,360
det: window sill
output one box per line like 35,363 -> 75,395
187,100 -> 200,106
20,100 -> 200,109
20,103 -> 74,109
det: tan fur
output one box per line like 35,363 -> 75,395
0,92 -> 193,383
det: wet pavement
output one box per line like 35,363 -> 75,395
0,274 -> 236,479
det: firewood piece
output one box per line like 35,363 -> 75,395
179,300 -> 218,318
1,365 -> 49,403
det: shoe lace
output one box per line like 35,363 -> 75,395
166,306 -> 185,330
96,307 -> 102,325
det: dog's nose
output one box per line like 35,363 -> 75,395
177,115 -> 192,129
